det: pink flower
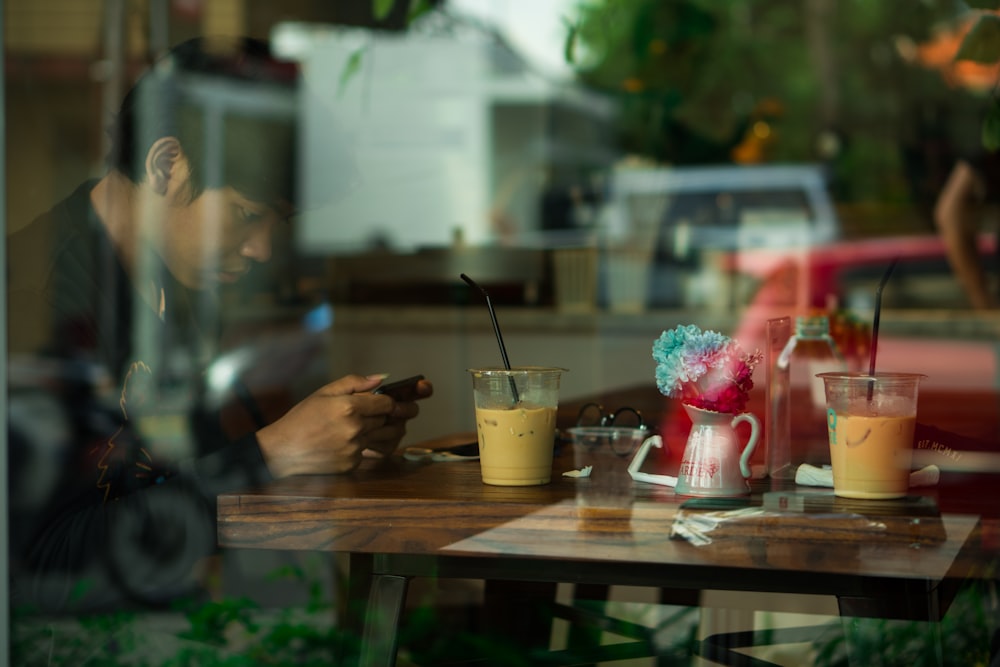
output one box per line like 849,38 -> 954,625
652,325 -> 761,414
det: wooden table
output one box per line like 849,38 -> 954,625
217,386 -> 1000,666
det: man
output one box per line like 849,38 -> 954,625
7,36 -> 432,611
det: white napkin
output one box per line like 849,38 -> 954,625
795,464 -> 940,488
671,506 -> 766,546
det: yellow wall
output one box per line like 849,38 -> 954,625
5,0 -> 246,55
5,0 -> 105,55
4,0 -> 248,233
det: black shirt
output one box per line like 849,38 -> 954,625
7,180 -> 272,611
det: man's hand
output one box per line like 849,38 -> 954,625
255,374 -> 433,478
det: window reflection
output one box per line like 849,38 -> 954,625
5,0 -> 999,663
8,34 -> 310,612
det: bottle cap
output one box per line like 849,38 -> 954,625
794,315 -> 830,337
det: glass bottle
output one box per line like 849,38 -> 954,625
831,311 -> 871,373
770,315 -> 847,478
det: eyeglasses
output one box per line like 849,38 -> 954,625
574,402 -> 645,429
569,402 -> 648,457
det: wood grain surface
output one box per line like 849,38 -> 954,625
218,384 -> 999,608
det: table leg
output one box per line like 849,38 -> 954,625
343,554 -> 410,667
566,583 -> 610,664
359,573 -> 410,667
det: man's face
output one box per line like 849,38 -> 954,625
158,186 -> 290,290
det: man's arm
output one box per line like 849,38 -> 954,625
934,160 -> 998,310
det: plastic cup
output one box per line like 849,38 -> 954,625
468,367 -> 565,486
568,426 -> 646,507
818,372 -> 925,499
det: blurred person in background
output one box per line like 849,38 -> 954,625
934,147 -> 1000,310
7,36 -> 432,613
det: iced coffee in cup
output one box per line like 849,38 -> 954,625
468,367 -> 564,486
818,372 -> 925,499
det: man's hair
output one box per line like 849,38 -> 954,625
107,37 -> 301,209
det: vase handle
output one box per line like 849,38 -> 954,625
731,412 -> 761,479
627,435 -> 678,487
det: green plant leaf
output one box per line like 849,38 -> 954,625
564,18 -> 578,65
983,103 -> 1000,151
964,0 -> 1000,9
266,563 -> 306,582
955,14 -> 1000,63
373,0 -> 395,21
407,0 -> 433,23
337,47 -> 365,97
68,577 -> 95,602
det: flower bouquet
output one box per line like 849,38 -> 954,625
652,324 -> 762,414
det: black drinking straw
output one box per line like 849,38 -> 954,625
867,257 -> 899,400
460,273 -> 520,404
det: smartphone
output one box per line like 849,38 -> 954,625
403,441 -> 479,462
442,442 -> 479,458
373,374 -> 425,402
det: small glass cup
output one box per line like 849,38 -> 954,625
570,427 -> 647,506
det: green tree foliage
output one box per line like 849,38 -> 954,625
953,1 -> 1000,150
564,0 -> 993,201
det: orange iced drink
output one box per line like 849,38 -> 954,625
819,372 -> 924,500
468,366 -> 565,487
827,410 -> 916,499
475,404 -> 557,486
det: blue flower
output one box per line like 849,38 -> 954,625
651,325 -> 735,398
